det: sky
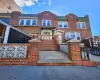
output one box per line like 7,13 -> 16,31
14,0 -> 100,36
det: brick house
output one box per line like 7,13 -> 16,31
0,11 -> 92,50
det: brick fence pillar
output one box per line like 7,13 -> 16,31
68,42 -> 82,66
29,39 -> 41,65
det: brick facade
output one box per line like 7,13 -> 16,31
0,11 -> 92,41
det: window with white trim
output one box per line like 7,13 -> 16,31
42,20 -> 51,26
19,19 -> 37,26
58,21 -> 68,28
77,22 -> 86,28
65,32 -> 81,40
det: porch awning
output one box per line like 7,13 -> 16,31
40,26 -> 56,29
0,20 -> 31,43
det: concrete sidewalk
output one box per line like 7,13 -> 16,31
0,66 -> 100,80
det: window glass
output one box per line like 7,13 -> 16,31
26,20 -> 31,25
70,32 -> 75,39
32,20 -> 36,25
20,19 -> 24,25
77,22 -> 81,28
42,20 -> 46,26
76,32 -> 80,40
5,18 -> 10,24
47,20 -> 51,26
58,22 -> 62,28
0,18 -> 4,21
82,22 -> 86,28
65,32 -> 69,40
64,22 -> 68,28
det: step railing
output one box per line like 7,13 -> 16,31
80,47 -> 90,61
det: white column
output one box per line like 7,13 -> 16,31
3,26 -> 10,44
75,32 -> 77,40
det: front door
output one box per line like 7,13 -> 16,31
41,30 -> 52,40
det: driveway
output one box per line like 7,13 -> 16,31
0,66 -> 100,80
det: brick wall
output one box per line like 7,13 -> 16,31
8,11 -> 92,40
0,43 -> 39,66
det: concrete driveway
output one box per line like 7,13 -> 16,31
0,66 -> 100,80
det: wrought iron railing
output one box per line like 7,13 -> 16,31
80,47 -> 90,61
88,47 -> 100,56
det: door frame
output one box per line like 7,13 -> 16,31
41,29 -> 52,40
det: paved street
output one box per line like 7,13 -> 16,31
0,66 -> 100,80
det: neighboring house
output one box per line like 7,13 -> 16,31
0,0 -> 22,13
93,36 -> 100,47
0,11 -> 92,50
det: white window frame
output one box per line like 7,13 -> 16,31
42,20 -> 51,26
77,22 -> 86,29
65,32 -> 81,40
19,19 -> 37,26
58,21 -> 68,28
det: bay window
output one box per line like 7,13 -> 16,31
65,32 -> 81,40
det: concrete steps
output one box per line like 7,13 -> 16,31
40,40 -> 59,51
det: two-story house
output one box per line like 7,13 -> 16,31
0,11 -> 92,50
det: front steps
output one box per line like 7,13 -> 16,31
40,40 -> 59,51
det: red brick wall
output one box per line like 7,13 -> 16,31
9,11 -> 92,40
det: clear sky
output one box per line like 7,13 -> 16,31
14,0 -> 100,36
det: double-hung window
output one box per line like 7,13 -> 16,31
77,22 -> 86,28
19,19 -> 37,26
19,19 -> 25,25
26,20 -> 31,25
0,18 -> 10,24
65,32 -> 81,40
32,20 -> 37,25
42,20 -> 51,26
70,32 -> 75,39
58,21 -> 68,28
76,32 -> 81,40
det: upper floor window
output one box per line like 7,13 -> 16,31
0,18 -> 10,24
65,32 -> 81,40
32,20 -> 37,25
20,19 -> 24,25
19,19 -> 37,26
42,20 -> 51,26
58,21 -> 68,28
26,20 -> 31,25
77,22 -> 86,28
0,18 -> 4,21
5,18 -> 10,24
